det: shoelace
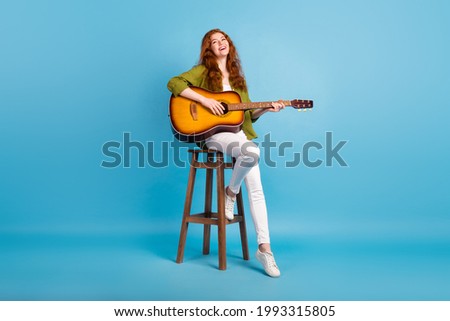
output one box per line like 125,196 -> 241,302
263,253 -> 279,269
225,195 -> 235,211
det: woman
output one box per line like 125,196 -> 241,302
167,29 -> 284,277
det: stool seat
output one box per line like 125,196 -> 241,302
176,149 -> 249,270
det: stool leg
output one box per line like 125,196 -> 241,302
176,165 -> 196,264
203,167 -> 213,255
236,190 -> 249,260
216,154 -> 227,270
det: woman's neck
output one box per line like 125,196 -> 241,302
216,57 -> 230,85
217,57 -> 227,72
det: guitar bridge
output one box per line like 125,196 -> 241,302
190,102 -> 198,121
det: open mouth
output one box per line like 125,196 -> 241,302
219,45 -> 227,51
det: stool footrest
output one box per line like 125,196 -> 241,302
187,213 -> 244,225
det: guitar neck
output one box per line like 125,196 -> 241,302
228,100 -> 292,111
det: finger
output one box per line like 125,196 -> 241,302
214,105 -> 222,115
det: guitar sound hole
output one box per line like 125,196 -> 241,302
220,102 -> 229,114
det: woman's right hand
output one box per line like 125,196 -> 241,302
200,97 -> 225,115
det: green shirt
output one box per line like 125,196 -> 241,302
167,64 -> 259,140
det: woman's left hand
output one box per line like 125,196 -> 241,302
267,100 -> 285,112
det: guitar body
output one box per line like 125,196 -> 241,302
169,87 -> 244,142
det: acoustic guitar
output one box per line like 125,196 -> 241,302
169,86 -> 313,142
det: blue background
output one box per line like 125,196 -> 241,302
1,0 -> 449,300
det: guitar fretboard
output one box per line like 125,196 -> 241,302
228,100 -> 292,111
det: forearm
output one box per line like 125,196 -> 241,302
251,108 -> 268,120
179,87 -> 207,105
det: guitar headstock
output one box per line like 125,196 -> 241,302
291,99 -> 313,110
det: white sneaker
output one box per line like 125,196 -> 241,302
224,190 -> 235,220
256,250 -> 281,277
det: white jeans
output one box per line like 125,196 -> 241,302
205,130 -> 270,245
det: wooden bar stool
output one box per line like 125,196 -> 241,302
176,149 -> 250,270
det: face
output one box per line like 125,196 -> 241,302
209,32 -> 229,58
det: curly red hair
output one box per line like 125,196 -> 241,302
199,29 -> 247,92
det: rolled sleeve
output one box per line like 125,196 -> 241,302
167,76 -> 190,97
167,65 -> 206,97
